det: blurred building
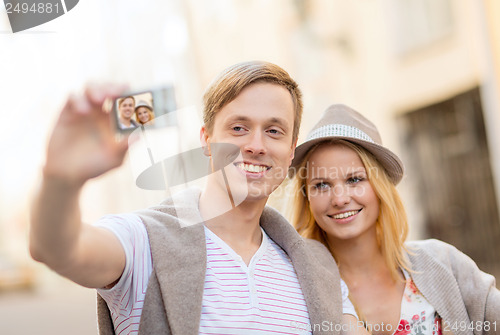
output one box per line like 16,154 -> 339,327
1,0 -> 499,332
1,0 -> 499,293
184,0 -> 500,276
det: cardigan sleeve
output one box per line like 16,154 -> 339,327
435,240 -> 500,332
484,284 -> 500,333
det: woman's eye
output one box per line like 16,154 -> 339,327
347,177 -> 363,184
314,182 -> 330,190
232,126 -> 244,132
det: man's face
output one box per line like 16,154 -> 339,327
119,98 -> 135,121
202,82 -> 296,202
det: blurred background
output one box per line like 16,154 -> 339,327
1,0 -> 499,333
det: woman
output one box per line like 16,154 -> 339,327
288,104 -> 500,335
134,100 -> 155,125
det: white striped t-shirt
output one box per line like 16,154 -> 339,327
200,226 -> 310,334
96,214 -> 355,335
96,213 -> 151,334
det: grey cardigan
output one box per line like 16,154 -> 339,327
97,191 -> 344,334
406,239 -> 500,335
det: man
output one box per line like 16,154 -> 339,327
30,61 -> 359,334
118,95 -> 139,129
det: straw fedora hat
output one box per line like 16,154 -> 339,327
289,104 -> 404,184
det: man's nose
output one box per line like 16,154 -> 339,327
243,131 -> 266,155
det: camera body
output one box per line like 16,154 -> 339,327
112,85 -> 177,133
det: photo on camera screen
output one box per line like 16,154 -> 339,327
112,86 -> 177,133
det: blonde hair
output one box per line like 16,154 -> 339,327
118,96 -> 135,108
290,140 -> 411,281
203,61 -> 303,143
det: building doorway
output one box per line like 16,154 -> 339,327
399,87 -> 500,277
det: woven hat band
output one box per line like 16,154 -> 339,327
307,124 -> 375,144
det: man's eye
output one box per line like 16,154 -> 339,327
232,126 -> 243,132
268,128 -> 283,136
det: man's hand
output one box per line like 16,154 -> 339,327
44,84 -> 130,186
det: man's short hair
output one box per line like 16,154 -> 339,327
203,61 -> 303,143
118,96 -> 136,108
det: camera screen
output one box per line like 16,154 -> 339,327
112,85 -> 177,133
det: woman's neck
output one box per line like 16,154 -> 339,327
328,230 -> 387,279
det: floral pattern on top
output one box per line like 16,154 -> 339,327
392,270 -> 442,335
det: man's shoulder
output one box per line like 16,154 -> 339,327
260,205 -> 302,245
134,187 -> 204,229
303,238 -> 336,266
260,206 -> 337,271
303,238 -> 330,251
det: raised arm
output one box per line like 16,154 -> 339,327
30,85 -> 130,288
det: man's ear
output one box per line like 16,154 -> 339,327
200,126 -> 211,156
289,138 -> 298,162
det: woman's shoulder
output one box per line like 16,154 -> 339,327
405,239 -> 484,274
405,238 -> 457,251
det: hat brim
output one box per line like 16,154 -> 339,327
289,137 -> 404,184
135,105 -> 153,111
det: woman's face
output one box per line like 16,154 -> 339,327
305,143 -> 380,242
136,107 -> 151,124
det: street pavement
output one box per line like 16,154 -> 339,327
0,272 -> 97,335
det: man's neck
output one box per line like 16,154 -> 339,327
120,117 -> 132,127
199,187 -> 268,265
